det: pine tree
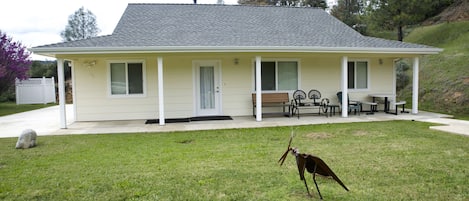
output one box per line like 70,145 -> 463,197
60,7 -> 100,42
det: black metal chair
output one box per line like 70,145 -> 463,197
336,91 -> 361,115
308,89 -> 322,106
291,90 -> 308,117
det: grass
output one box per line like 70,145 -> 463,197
1,121 -> 468,200
0,102 -> 56,117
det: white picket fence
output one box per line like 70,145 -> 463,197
15,77 -> 56,105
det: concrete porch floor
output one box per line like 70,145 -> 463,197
1,104 -> 468,138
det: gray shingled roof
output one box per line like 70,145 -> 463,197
31,4 -> 441,54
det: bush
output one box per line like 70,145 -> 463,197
0,88 -> 15,102
396,60 -> 410,91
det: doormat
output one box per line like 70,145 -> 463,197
190,116 -> 233,121
145,116 -> 232,124
145,118 -> 190,124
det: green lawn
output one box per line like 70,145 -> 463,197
1,121 -> 467,200
0,102 -> 56,117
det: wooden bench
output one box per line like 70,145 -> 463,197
252,93 -> 290,117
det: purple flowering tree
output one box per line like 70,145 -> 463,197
0,31 -> 32,97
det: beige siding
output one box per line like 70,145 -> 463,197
67,53 -> 404,121
72,56 -> 158,121
161,57 -> 194,118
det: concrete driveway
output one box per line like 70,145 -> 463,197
1,105 -> 468,138
0,105 -> 74,138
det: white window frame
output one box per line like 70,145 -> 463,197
107,60 -> 146,98
347,60 -> 369,91
252,58 -> 300,92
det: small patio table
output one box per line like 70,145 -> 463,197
328,104 -> 340,117
368,93 -> 395,113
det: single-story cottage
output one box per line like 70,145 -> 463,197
31,4 -> 442,128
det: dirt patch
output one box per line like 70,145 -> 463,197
463,77 -> 469,85
352,130 -> 370,136
452,92 -> 463,99
305,132 -> 332,139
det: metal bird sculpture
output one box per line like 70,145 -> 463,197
278,135 -> 349,199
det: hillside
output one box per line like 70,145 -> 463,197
401,21 -> 469,116
423,0 -> 469,25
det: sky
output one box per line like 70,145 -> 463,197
1,0 -> 238,60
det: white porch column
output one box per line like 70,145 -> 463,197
255,56 -> 262,122
341,56 -> 348,117
157,57 -> 165,125
57,59 -> 67,129
412,57 -> 419,114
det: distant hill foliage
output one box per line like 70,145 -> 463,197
401,21 -> 469,116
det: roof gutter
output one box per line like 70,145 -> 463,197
30,46 -> 443,57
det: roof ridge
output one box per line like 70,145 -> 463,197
126,3 -> 325,10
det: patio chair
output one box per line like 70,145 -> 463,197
336,92 -> 361,115
291,90 -> 308,117
292,90 -> 308,107
308,89 -> 322,106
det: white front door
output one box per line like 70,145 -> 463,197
194,61 -> 222,116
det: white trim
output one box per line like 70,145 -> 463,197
412,57 -> 419,114
251,58 -> 300,92
106,60 -> 147,98
57,59 -> 67,129
192,60 -> 223,116
255,56 -> 262,122
341,56 -> 348,118
346,59 -> 370,92
31,46 -> 443,57
392,59 -> 397,102
157,57 -> 165,125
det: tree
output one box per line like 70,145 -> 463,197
0,31 -> 31,97
238,0 -> 328,9
60,7 -> 100,42
237,0 -> 275,5
365,0 -> 452,41
30,61 -> 57,78
330,0 -> 366,33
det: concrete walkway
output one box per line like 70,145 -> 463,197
1,105 -> 468,138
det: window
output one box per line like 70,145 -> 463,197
109,62 -> 145,96
348,61 -> 368,90
255,61 -> 298,91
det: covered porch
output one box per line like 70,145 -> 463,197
53,54 -> 423,129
